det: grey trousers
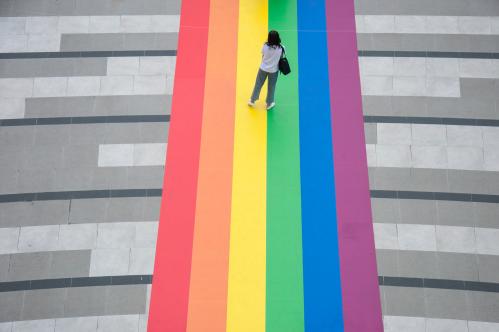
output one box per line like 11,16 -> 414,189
250,69 -> 278,105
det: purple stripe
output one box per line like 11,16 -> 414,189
325,0 -> 383,330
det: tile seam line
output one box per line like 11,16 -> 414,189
2,275 -> 498,293
0,115 -> 170,127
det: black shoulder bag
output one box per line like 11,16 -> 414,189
278,46 -> 291,75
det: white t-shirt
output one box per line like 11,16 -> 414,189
260,43 -> 284,73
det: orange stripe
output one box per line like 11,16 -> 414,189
186,0 -> 239,330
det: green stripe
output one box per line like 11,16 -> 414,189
266,0 -> 304,331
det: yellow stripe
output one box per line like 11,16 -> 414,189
226,0 -> 268,331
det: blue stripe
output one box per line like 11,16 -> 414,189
297,0 -> 344,330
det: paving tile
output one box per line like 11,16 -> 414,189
475,228 -> 499,255
18,225 -> 59,253
411,124 -> 446,146
138,122 -> 169,143
394,57 -> 426,76
91,167 -> 129,190
467,291 -> 499,322
89,248 -> 130,276
97,223 -> 135,249
384,286 -> 425,317
447,147 -> 484,171
103,123 -> 143,144
397,250 -> 439,279
364,123 -> 377,144
474,202 -> 499,229
0,228 -> 20,255
12,319 -> 55,332
370,186 -> 399,208
377,123 -> 412,145
139,56 -> 175,75
436,225 -> 476,253
376,145 -> 412,167
133,143 -> 166,166
0,290 -> 23,322
447,170 -> 493,195
105,285 -> 147,315
97,315 -> 140,332
477,254 -> 499,283
365,144 -> 377,167
426,58 -> 459,77
411,146 -> 448,169
139,314 -> 147,332
55,317 -> 97,332
359,57 -> 394,75
33,77 -> 68,98
100,76 -> 134,95
437,201 -> 475,227
58,224 -> 97,250
469,321 -> 499,332
373,223 -> 398,250
64,286 -> 107,317
22,288 -> 66,320
50,250 -> 91,278
437,252 -> 479,282
425,288 -> 470,320
133,75 -> 167,95
361,75 -> 393,95
397,224 -> 436,251
98,144 -> 134,167
0,78 -> 33,98
0,98 -> 24,119
67,76 -> 101,97
0,255 -> 9,282
22,146 -> 64,170
426,318 -> 468,332
0,322 -> 11,332
126,166 -> 164,189
133,222 -> 158,248
447,126 -> 483,147
129,248 -> 155,275
63,144 -> 99,169
375,249 -> 399,276
106,197 -> 145,222
383,316 -> 425,332
142,197 -> 161,221
484,146 -> 499,171
399,199 -> 437,225
460,78 -> 497,99
33,125 -> 70,146
69,198 -> 108,224
8,252 -> 51,281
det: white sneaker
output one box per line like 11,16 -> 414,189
266,102 -> 275,110
248,100 -> 255,107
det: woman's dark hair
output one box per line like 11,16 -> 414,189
266,30 -> 281,48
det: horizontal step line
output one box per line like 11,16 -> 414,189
1,274 -> 497,293
379,276 -> 499,293
0,189 -> 497,203
0,50 -> 177,59
2,115 -> 496,128
0,275 -> 152,292
0,115 -> 170,127
358,50 -> 499,59
371,190 -> 499,203
364,116 -> 499,127
0,189 -> 162,203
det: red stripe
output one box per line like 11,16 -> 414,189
325,0 -> 383,330
147,0 -> 210,331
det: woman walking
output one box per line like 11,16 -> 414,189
248,30 -> 284,110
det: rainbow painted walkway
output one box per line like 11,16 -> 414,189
147,0 -> 382,331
